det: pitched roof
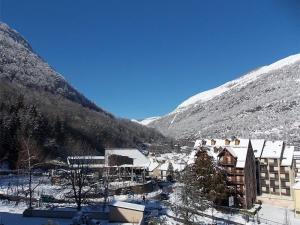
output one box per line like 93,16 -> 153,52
261,141 -> 284,158
281,146 -> 295,166
110,201 -> 145,212
196,138 -> 250,148
105,148 -> 150,168
220,147 -> 248,168
251,139 -> 265,158
148,158 -> 159,172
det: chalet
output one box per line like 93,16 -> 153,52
217,144 -> 257,209
195,138 -> 257,209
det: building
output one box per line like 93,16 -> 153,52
109,201 -> 145,224
66,156 -> 105,169
293,182 -> 300,217
293,150 -> 300,180
195,138 -> 257,209
251,139 -> 266,195
260,141 -> 295,199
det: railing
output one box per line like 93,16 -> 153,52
258,217 -> 285,225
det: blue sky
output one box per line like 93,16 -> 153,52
1,0 -> 300,119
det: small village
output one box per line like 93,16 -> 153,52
0,137 -> 299,225
1,1 -> 300,225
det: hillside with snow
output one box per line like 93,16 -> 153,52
147,54 -> 300,146
0,22 -> 168,166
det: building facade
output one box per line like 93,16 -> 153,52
260,142 -> 295,199
196,138 -> 257,209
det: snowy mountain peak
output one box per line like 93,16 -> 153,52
132,117 -> 161,126
175,53 -> 300,112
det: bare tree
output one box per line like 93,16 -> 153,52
62,142 -> 101,211
18,136 -> 43,209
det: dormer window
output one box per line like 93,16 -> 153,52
214,147 -> 218,153
235,139 -> 240,145
211,139 -> 216,145
225,139 -> 230,145
202,140 -> 207,146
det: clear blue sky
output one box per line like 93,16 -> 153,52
1,0 -> 300,119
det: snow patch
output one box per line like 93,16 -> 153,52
133,117 -> 161,126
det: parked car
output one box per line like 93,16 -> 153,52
160,192 -> 169,200
40,194 -> 56,203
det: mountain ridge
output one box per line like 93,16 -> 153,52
0,22 -> 168,168
145,54 -> 300,146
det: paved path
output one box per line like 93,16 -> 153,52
257,196 -> 294,209
163,201 -> 244,225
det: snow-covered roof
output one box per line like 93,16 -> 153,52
293,182 -> 300,190
219,147 -> 248,168
187,150 -> 197,165
197,138 -> 250,148
194,139 -> 202,149
148,159 -> 159,172
105,149 -> 150,168
159,160 -> 186,172
251,139 -> 265,158
281,146 -> 295,167
261,141 -> 284,159
159,162 -> 170,171
173,162 -> 186,172
110,201 -> 145,212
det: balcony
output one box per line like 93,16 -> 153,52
219,160 -> 235,166
269,175 -> 279,180
280,167 -> 289,173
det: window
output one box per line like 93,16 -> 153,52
266,180 -> 269,185
225,139 -> 230,145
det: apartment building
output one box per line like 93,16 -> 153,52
260,141 -> 295,199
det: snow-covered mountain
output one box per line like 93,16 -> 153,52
0,22 -> 168,163
147,54 -> 300,146
0,22 -> 102,113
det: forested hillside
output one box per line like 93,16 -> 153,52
0,23 -> 168,169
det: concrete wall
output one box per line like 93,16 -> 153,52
23,208 -> 108,220
115,181 -> 154,195
109,206 -> 144,223
294,189 -> 300,217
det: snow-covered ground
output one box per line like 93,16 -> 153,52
161,183 -> 300,225
259,203 -> 300,225
0,202 -> 71,225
